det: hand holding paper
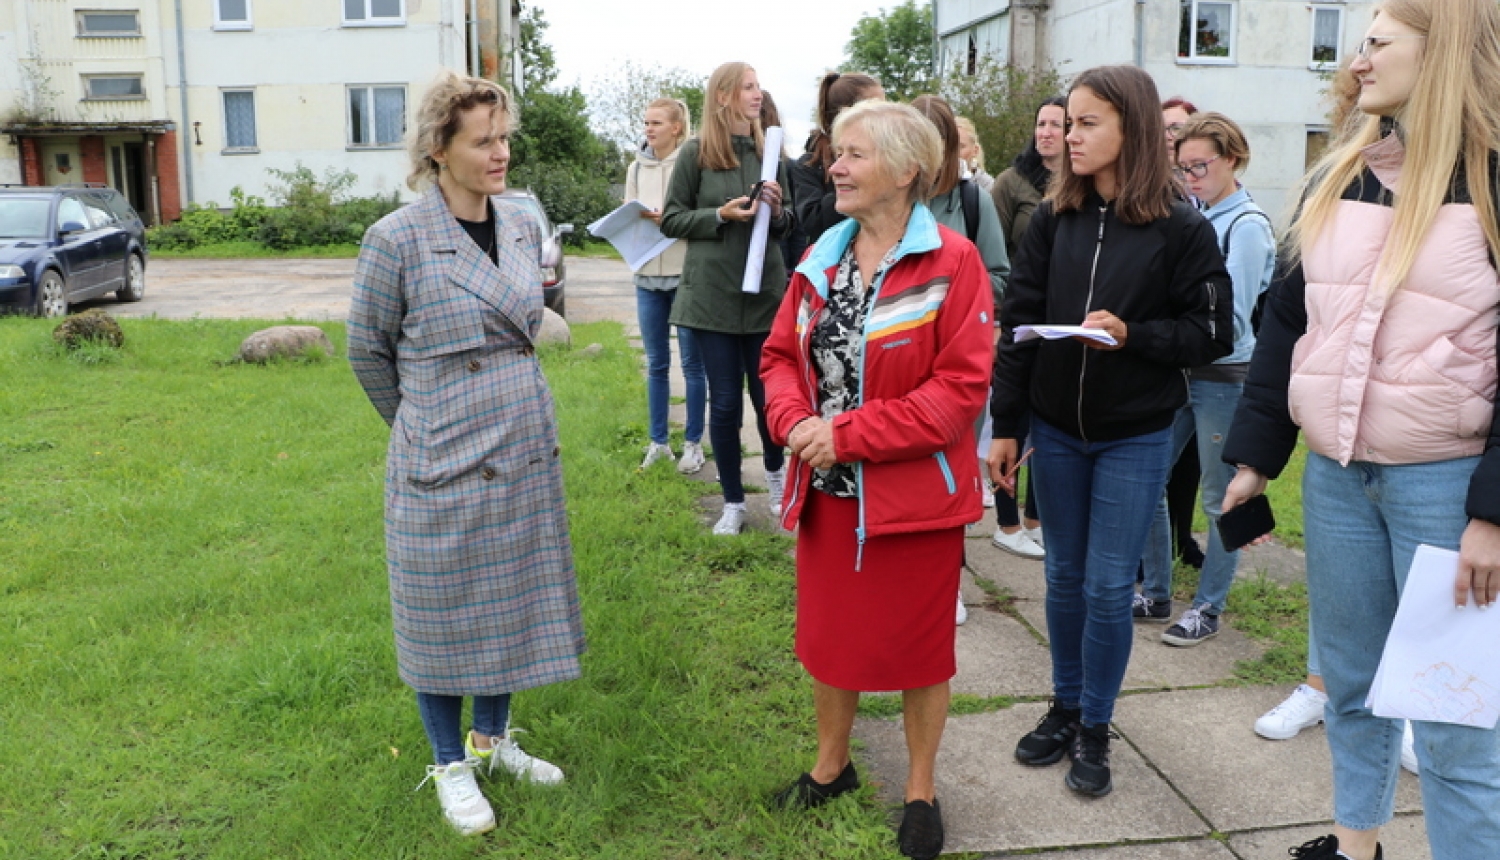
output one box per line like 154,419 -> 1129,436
1013,324 -> 1119,347
587,201 -> 677,272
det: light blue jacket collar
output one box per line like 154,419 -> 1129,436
793,202 -> 942,299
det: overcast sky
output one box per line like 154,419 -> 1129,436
537,0 -> 898,155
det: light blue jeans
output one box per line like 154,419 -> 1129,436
1031,416 -> 1174,726
1142,379 -> 1243,614
1303,452 -> 1500,857
636,284 -> 706,446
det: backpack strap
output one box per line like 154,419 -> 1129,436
1221,209 -> 1272,259
960,178 -> 980,243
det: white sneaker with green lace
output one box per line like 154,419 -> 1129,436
416,757 -> 495,835
640,442 -> 675,469
766,468 -> 787,518
466,730 -> 564,785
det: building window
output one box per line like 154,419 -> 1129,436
223,90 -> 258,151
348,85 -> 406,147
83,75 -> 146,101
214,0 -> 252,31
1310,5 -> 1343,70
77,10 -> 142,37
343,0 -> 404,26
1178,0 -> 1235,61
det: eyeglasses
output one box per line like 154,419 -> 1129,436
1173,154 -> 1221,180
1165,123 -> 1186,139
1356,34 -> 1425,60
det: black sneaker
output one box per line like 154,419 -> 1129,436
1289,834 -> 1384,859
1131,592 -> 1171,622
897,798 -> 943,860
1162,604 -> 1220,647
771,761 -> 859,809
1065,722 -> 1115,797
1015,699 -> 1080,766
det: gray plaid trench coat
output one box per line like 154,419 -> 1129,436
348,187 -> 585,696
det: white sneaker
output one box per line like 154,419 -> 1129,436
713,502 -> 747,535
955,592 -> 968,625
640,442 -> 674,469
417,758 -> 496,835
982,485 -> 996,508
1401,722 -> 1419,775
1254,684 -> 1328,740
765,468 -> 786,518
1024,525 -> 1044,549
677,441 -> 705,474
992,527 -> 1045,559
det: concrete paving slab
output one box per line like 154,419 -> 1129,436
951,601 -> 1054,699
854,704 -> 1209,855
1114,687 -> 1423,833
966,537 -> 1050,602
1229,817 -> 1430,860
978,838 -> 1237,859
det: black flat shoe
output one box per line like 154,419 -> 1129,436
897,798 -> 943,860
771,761 -> 859,809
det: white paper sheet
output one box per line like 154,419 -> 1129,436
741,125 -> 784,295
586,200 -> 678,272
1013,324 -> 1118,347
1367,544 -> 1500,728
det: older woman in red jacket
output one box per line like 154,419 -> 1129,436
760,100 -> 993,860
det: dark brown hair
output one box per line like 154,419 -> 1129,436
1051,65 -> 1177,225
807,71 -> 882,171
909,94 -> 961,197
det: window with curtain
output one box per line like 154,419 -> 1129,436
348,85 -> 406,147
1178,0 -> 1236,61
1311,6 -> 1343,69
223,90 -> 257,150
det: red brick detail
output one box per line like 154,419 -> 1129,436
154,131 -> 182,222
20,138 -> 43,186
80,135 -> 107,184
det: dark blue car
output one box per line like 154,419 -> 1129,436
0,184 -> 148,317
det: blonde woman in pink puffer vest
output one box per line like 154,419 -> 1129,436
1220,2 -> 1500,860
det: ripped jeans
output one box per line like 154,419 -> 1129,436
1141,378 -> 1243,615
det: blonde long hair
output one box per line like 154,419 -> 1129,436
1288,0 -> 1500,293
699,62 -> 763,171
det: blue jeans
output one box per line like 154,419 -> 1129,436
1304,452 -> 1500,857
1142,379 -> 1243,614
689,328 -> 784,504
416,692 -> 511,765
636,286 -> 705,446
1031,416 -> 1173,726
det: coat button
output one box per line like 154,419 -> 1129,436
480,466 -> 496,480
522,346 -> 534,357
552,446 -> 560,458
467,359 -> 481,372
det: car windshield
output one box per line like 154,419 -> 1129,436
0,198 -> 52,238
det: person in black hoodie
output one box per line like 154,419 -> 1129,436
789,71 -> 883,244
986,65 -> 1231,798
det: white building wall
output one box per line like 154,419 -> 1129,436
166,0 -> 467,207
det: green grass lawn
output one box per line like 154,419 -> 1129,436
0,319 -> 895,859
149,241 -> 363,259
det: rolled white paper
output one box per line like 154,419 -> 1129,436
741,125 -> 784,294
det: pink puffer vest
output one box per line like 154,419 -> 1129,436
1289,134 -> 1500,465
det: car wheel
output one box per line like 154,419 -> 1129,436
35,270 -> 67,318
117,253 -> 145,302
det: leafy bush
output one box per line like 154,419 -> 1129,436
939,59 -> 1066,179
508,161 -> 614,247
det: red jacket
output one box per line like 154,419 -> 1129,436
761,205 -> 995,547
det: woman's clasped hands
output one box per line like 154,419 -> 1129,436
789,416 -> 837,469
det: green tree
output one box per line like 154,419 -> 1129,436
518,4 -> 557,93
588,61 -> 707,153
841,0 -> 934,101
939,57 -> 1063,177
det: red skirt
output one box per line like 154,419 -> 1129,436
795,489 -> 963,692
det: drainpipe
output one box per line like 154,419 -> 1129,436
1134,0 -> 1146,67
174,0 -> 194,206
468,0 -> 480,77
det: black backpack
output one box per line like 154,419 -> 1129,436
1220,209 -> 1274,332
959,178 -> 980,243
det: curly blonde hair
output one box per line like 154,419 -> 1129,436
406,70 -> 513,191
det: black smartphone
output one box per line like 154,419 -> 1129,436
740,180 -> 767,210
1218,494 -> 1275,551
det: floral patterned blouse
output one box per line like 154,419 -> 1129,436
810,241 -> 898,497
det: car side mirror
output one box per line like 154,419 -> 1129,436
59,220 -> 88,235
540,245 -> 563,268
558,224 -> 575,236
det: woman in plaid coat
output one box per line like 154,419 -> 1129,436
348,71 -> 584,836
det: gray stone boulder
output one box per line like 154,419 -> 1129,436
536,308 -> 570,347
237,325 -> 335,363
53,309 -> 124,350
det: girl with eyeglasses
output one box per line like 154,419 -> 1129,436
1223,1 -> 1500,857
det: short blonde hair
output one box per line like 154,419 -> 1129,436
407,70 -> 513,191
831,100 -> 943,205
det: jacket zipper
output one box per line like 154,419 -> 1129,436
1075,205 -> 1107,441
